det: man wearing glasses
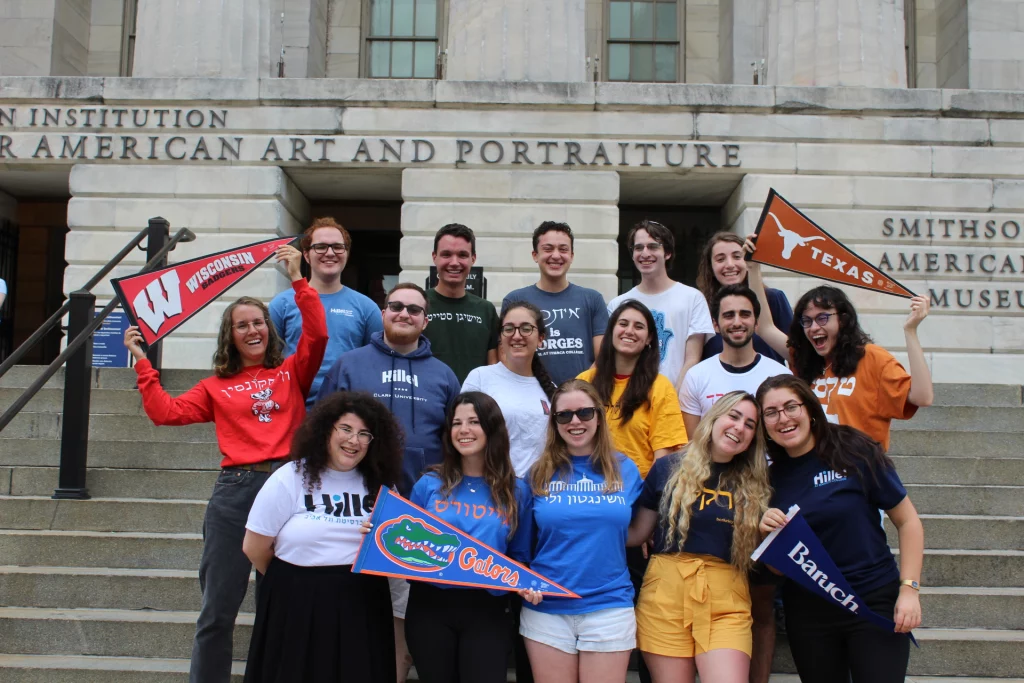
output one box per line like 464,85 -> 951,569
608,220 -> 715,397
270,217 -> 383,405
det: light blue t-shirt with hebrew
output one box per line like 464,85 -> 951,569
269,286 -> 383,405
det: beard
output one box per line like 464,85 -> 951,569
722,328 -> 754,349
384,320 -> 421,346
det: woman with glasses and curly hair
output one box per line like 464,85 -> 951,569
122,245 -> 327,683
402,392 -> 541,683
242,391 -> 403,683
757,375 -> 923,683
520,380 -> 643,683
627,391 -> 769,683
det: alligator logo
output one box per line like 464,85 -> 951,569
375,515 -> 461,572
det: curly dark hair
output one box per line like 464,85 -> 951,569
213,297 -> 285,378
755,374 -> 893,487
591,300 -> 660,424
790,285 -> 872,381
501,301 -> 557,399
288,392 -> 403,502
532,221 -> 574,252
434,392 -> 521,539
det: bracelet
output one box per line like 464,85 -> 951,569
900,579 -> 920,591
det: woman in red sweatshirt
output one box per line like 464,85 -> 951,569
123,245 -> 328,683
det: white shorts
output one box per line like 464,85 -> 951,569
520,605 -> 636,655
389,577 -> 410,619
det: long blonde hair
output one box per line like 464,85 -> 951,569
660,391 -> 770,574
529,380 -> 622,496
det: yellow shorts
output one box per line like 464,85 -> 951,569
636,553 -> 753,658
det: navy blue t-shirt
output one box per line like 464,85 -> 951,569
702,287 -> 793,364
769,445 -> 907,594
639,453 -> 735,562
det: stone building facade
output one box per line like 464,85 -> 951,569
1,0 -> 1023,383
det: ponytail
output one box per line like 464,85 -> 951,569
502,300 -> 558,400
532,354 -> 557,400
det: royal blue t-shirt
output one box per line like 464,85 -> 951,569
639,453 -> 735,562
702,287 -> 793,365
270,286 -> 383,406
411,473 -> 533,594
769,445 -> 907,594
525,453 -> 643,615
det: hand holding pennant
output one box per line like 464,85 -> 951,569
746,190 -> 915,299
353,486 -> 578,598
753,505 -> 918,646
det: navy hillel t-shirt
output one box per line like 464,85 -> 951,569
639,452 -> 736,562
769,444 -> 907,595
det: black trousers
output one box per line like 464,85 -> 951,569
783,580 -> 910,683
626,545 -> 652,683
405,582 -> 514,683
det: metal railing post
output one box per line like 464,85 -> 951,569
145,217 -> 170,371
53,290 -> 95,500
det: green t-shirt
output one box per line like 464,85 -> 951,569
423,289 -> 500,384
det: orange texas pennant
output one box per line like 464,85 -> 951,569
746,190 -> 915,299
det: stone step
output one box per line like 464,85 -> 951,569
931,384 -> 1023,408
917,549 -> 1024,588
0,566 -> 255,614
0,388 -> 150,416
772,628 -> 1024,678
0,440 -> 222,470
919,587 -> 1024,631
0,530 -> 202,570
0,366 -> 209,392
0,607 -> 253,660
891,455 -> 1024,485
0,655 -> 244,683
892,406 -> 1024,433
1,414 -> 217,442
7,467 -> 218,501
0,497 -> 206,534
885,514 -> 1024,551
905,484 -> 1024,516
889,431 -> 1024,457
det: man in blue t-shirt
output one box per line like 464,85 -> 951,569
502,222 -> 609,386
269,217 -> 383,406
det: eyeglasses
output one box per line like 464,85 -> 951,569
310,242 -> 347,255
799,312 -> 836,328
335,423 -> 374,445
763,402 -> 804,424
501,323 -> 536,337
554,407 -> 597,424
233,319 -> 267,333
632,242 -> 663,254
385,301 -> 425,316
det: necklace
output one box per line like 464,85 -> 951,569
243,366 -> 262,381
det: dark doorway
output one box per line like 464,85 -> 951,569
616,206 -> 722,295
0,218 -> 18,360
9,201 -> 68,364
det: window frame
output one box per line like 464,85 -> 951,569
604,0 -> 684,84
119,0 -> 139,77
361,0 -> 446,79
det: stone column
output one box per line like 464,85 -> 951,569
132,0 -> 274,78
445,0 -> 587,82
66,165 -> 309,367
399,169 -> 619,306
764,0 -> 908,87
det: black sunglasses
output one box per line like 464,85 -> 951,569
385,301 -> 425,316
553,407 -> 597,424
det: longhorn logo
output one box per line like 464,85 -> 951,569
769,212 -> 825,259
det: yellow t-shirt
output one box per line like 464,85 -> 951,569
577,368 -> 688,478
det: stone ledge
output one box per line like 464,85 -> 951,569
101,78 -> 258,103
436,80 -> 595,108
943,89 -> 1024,116
774,86 -> 942,114
595,83 -> 774,110
0,77 -> 104,101
258,78 -> 435,107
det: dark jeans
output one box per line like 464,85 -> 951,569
626,545 -> 652,683
783,580 -> 910,683
190,468 -> 273,683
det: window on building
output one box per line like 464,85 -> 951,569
366,0 -> 440,78
606,0 -> 679,83
119,0 -> 139,76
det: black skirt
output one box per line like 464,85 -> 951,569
244,558 -> 396,683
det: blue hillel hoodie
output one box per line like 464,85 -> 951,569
318,331 -> 462,496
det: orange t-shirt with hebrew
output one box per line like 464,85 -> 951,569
810,344 -> 917,452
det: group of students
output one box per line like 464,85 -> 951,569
122,215 -> 932,683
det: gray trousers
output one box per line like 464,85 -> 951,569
189,468 -> 273,683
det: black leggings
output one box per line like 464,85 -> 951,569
783,580 -> 910,683
404,582 -> 513,683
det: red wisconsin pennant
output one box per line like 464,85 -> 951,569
112,236 -> 297,347
748,190 -> 915,299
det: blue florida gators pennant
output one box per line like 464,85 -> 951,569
353,486 -> 578,598
752,505 -> 918,646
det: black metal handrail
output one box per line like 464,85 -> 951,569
0,217 -> 195,498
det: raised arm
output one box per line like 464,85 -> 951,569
125,325 -> 214,426
903,295 -> 933,408
743,236 -> 790,358
279,245 -> 328,397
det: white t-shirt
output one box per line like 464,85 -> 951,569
462,362 -> 552,476
608,282 -> 715,390
680,354 -> 792,418
246,461 -> 371,567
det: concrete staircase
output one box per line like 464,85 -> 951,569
1,367 -> 1023,681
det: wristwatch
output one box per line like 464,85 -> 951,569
900,579 -> 920,590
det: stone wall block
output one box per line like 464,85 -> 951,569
435,81 -> 595,108
992,181 -> 1024,210
101,77 -> 259,103
0,76 -> 103,99
696,113 -> 885,143
400,203 -> 620,240
796,143 -> 932,176
596,83 -> 774,110
67,197 -> 299,235
259,78 -> 435,105
932,147 -> 1024,179
401,169 -> 619,204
